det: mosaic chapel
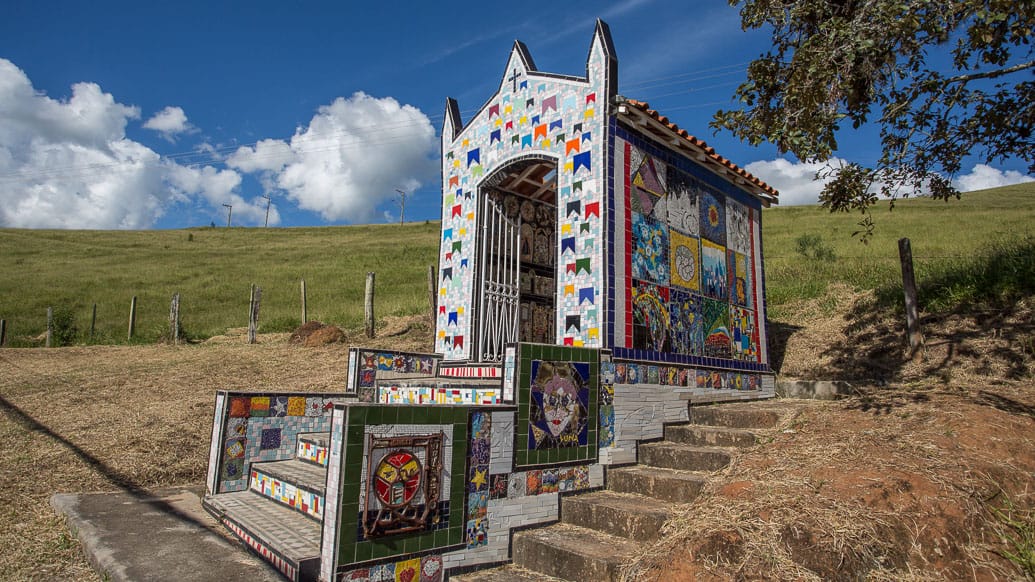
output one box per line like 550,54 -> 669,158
201,20 -> 780,582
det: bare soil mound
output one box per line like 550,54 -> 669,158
289,321 -> 345,346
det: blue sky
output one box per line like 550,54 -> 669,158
1,0 -> 1030,229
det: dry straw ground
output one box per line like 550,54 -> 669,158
1,290 -> 1034,580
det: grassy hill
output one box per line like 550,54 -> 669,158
0,183 -> 1032,346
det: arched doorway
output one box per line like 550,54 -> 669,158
473,156 -> 558,362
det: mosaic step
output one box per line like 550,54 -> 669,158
607,465 -> 708,504
638,441 -> 733,472
203,491 -> 321,582
296,432 -> 330,467
512,522 -> 641,582
663,424 -> 758,448
250,459 -> 328,520
561,490 -> 671,542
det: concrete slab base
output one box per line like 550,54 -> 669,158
51,486 -> 284,582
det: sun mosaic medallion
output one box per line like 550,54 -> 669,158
373,451 -> 422,508
362,433 -> 444,538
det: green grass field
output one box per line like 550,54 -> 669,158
0,221 -> 440,346
1,183 -> 1032,346
762,182 -> 1035,318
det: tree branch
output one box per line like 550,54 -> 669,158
944,60 -> 1035,84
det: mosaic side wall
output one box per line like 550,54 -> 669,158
206,391 -> 339,494
435,26 -> 615,360
608,121 -> 770,372
325,344 -> 607,580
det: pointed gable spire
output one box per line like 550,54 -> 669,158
499,40 -> 537,95
588,19 -> 619,101
443,97 -> 462,142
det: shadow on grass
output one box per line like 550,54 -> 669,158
767,320 -> 804,374
813,238 -> 1035,385
0,395 -> 213,532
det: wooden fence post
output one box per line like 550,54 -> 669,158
128,296 -> 137,340
90,304 -> 97,339
0,319 -> 6,347
46,307 -> 53,348
427,264 -> 437,328
170,293 -> 180,345
365,272 -> 375,338
248,285 -> 262,344
301,279 -> 308,324
898,238 -> 925,362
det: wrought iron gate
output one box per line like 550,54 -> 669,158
474,195 -> 519,363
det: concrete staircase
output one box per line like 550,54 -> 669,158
455,402 -> 786,582
203,432 -> 330,582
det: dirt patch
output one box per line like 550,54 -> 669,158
627,386 -> 1035,580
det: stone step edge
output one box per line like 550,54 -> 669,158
512,522 -> 641,580
638,441 -> 740,455
560,490 -> 673,541
663,424 -> 759,446
202,495 -> 320,582
686,405 -> 787,428
450,563 -> 570,581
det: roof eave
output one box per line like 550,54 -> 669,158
614,97 -> 780,207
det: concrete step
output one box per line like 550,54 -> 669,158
638,442 -> 732,472
450,564 -> 567,581
203,491 -> 321,582
249,459 -> 327,520
688,403 -> 783,429
607,465 -> 708,503
296,432 -> 329,467
562,490 -> 670,541
664,424 -> 757,448
512,523 -> 641,582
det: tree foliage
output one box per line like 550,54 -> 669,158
714,0 -> 1034,237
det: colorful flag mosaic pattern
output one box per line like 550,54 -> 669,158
436,25 -> 614,359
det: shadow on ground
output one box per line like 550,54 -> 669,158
809,240 -> 1035,385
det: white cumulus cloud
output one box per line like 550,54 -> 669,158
953,164 -> 1034,192
744,158 -> 839,206
227,138 -> 296,173
227,91 -> 437,223
0,58 -> 248,229
143,105 -> 196,141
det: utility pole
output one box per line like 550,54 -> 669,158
395,189 -> 406,225
262,194 -> 271,227
223,203 -> 233,227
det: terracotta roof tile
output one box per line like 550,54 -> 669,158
624,99 -> 779,201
